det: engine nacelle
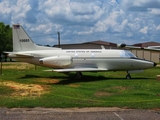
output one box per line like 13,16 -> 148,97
117,43 -> 126,48
39,56 -> 72,67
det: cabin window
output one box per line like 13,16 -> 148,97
120,50 -> 137,58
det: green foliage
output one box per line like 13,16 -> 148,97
0,22 -> 12,55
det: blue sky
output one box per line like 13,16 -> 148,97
0,0 -> 160,45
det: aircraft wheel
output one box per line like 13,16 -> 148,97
75,72 -> 83,79
126,74 -> 131,79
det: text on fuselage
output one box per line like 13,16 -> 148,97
66,50 -> 102,53
19,39 -> 30,42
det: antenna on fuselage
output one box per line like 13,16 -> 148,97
101,45 -> 105,50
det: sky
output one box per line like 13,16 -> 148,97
0,0 -> 160,46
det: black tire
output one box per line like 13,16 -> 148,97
126,74 -> 131,79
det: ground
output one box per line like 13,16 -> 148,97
0,107 -> 160,120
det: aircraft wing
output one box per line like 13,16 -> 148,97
118,44 -> 160,52
45,67 -> 108,72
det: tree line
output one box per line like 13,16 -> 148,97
0,22 -> 12,61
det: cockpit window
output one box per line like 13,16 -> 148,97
120,50 -> 137,58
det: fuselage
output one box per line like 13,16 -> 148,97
9,49 -> 156,72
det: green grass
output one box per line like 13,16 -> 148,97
0,62 -> 160,109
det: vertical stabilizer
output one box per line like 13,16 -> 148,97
12,24 -> 60,52
12,24 -> 38,51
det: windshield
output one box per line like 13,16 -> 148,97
120,50 -> 137,58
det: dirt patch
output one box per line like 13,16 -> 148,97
94,91 -> 112,97
37,79 -> 80,87
0,81 -> 47,98
3,64 -> 34,70
95,86 -> 128,97
68,84 -> 80,88
37,79 -> 59,84
112,86 -> 128,91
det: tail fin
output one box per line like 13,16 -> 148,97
12,24 -> 60,52
13,24 -> 37,51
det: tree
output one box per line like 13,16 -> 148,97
0,22 -> 12,61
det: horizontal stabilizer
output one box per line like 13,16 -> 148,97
3,52 -> 12,54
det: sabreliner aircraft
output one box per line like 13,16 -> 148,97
6,24 -> 157,79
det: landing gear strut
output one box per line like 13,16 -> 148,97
75,72 -> 83,79
126,74 -> 131,79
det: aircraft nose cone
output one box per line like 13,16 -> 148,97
154,62 -> 157,67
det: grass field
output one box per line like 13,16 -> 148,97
0,62 -> 160,109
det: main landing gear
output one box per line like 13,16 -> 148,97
75,71 -> 132,79
126,73 -> 131,79
75,72 -> 83,79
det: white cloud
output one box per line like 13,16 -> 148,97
0,1 -> 11,14
114,19 -> 128,32
126,32 -> 133,37
156,25 -> 160,31
149,8 -> 160,15
93,11 -> 119,32
0,0 -> 160,45
139,26 -> 148,34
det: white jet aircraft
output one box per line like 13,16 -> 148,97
6,24 -> 156,79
